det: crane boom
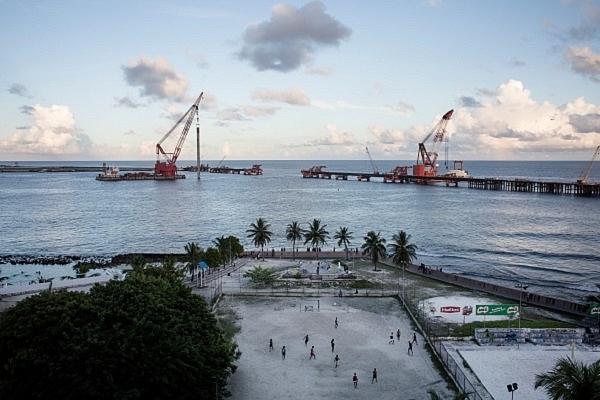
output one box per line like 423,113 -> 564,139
577,145 -> 600,184
155,92 -> 203,177
365,146 -> 378,173
415,109 -> 453,177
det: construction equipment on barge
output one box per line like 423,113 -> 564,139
577,145 -> 600,184
97,92 -> 203,181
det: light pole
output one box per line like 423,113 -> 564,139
514,284 -> 529,330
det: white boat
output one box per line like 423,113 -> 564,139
440,169 -> 471,178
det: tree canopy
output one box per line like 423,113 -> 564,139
535,356 -> 600,400
0,265 -> 240,400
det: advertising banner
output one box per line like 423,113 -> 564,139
475,304 -> 519,316
589,304 -> 600,316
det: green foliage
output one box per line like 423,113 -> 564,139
0,265 -> 240,400
303,218 -> 329,259
285,221 -> 304,260
246,217 -> 273,256
334,226 -> 353,259
243,266 -> 279,284
350,279 -> 376,289
202,247 -> 224,269
361,230 -> 387,271
388,230 -> 418,270
73,261 -> 92,278
535,356 -> 600,400
213,236 -> 244,264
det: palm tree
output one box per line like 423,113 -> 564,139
534,356 -> 600,400
246,217 -> 273,258
303,219 -> 329,259
285,221 -> 304,260
334,226 -> 353,260
213,235 -> 229,265
361,231 -> 387,271
184,242 -> 202,282
388,230 -> 418,296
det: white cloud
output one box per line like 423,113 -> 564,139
0,105 -> 92,156
251,87 -> 311,105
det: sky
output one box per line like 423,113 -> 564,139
1,0 -> 600,162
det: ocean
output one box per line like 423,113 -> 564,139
1,159 -> 599,303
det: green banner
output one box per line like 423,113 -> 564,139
475,304 -> 519,316
589,304 -> 600,316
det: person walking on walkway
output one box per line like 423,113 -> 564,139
412,332 -> 417,344
304,334 -> 309,346
334,354 -> 340,368
353,372 -> 358,388
335,317 -> 338,329
372,368 -> 378,383
389,332 -> 394,344
408,341 -> 413,355
310,345 -> 316,359
269,338 -> 273,352
331,338 -> 335,352
281,345 -> 286,360
396,329 -> 401,341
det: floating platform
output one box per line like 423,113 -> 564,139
96,172 -> 185,181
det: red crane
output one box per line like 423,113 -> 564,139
414,109 -> 454,177
577,145 -> 600,184
155,92 -> 203,177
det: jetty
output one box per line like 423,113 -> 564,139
300,166 -> 600,197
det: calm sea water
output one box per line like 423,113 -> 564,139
1,160 -> 599,302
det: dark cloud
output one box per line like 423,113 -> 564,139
19,105 -> 35,115
114,96 -> 144,108
569,113 -> 600,133
8,83 -> 29,97
122,56 -> 188,101
564,46 -> 600,82
567,2 -> 600,40
238,1 -> 352,72
459,96 -> 482,108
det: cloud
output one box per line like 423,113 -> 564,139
304,124 -> 357,146
122,56 -> 189,101
242,105 -> 280,117
564,46 -> 600,82
251,87 -> 311,105
8,83 -> 30,97
114,95 -> 144,108
0,104 -> 92,155
567,1 -> 600,40
459,96 -> 482,108
217,107 -> 249,121
237,1 -> 352,71
388,101 -> 415,115
448,80 -> 600,157
569,112 -> 600,133
305,66 -> 334,75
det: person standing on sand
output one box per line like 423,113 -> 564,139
281,345 -> 286,360
331,338 -> 335,352
269,338 -> 273,352
310,345 -> 316,359
372,368 -> 377,383
396,329 -> 401,340
335,317 -> 338,329
353,372 -> 358,388
334,354 -> 340,368
389,332 -> 394,344
408,341 -> 413,355
304,334 -> 309,346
